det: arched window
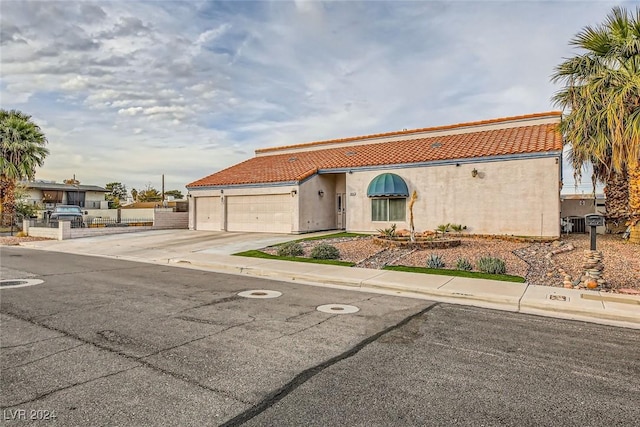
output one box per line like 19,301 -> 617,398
367,173 -> 409,222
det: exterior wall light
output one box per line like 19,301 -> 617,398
471,168 -> 478,178
291,189 -> 297,197
318,190 -> 324,197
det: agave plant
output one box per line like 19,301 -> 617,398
456,258 -> 473,271
426,253 -> 445,268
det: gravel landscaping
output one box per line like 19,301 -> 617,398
263,234 -> 639,294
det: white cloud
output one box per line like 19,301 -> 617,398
61,76 -> 90,90
118,107 -> 144,116
0,0 -> 625,191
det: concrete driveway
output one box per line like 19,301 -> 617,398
20,229 -> 330,260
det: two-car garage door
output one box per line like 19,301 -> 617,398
226,194 -> 292,233
194,194 -> 292,233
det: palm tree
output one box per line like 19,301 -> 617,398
552,6 -> 640,242
0,109 -> 49,227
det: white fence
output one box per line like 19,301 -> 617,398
26,209 -> 188,240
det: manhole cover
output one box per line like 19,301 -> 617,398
0,279 -> 45,289
317,304 -> 360,314
237,290 -> 282,299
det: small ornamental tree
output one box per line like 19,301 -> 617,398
409,190 -> 418,243
105,182 -> 127,208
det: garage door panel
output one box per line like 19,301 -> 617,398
227,194 -> 291,233
195,197 -> 220,231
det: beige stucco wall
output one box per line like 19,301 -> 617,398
84,208 -> 155,221
345,156 -> 561,237
560,198 -> 603,217
83,191 -> 106,208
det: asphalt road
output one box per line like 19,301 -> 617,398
1,247 -> 639,426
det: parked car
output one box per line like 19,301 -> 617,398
49,205 -> 85,228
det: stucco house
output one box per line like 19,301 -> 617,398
187,112 -> 563,237
21,181 -> 108,209
560,193 -> 606,233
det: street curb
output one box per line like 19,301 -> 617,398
12,243 -> 640,330
167,257 -> 640,330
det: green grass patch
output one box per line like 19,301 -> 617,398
383,265 -> 526,283
271,232 -> 369,246
233,250 -> 355,266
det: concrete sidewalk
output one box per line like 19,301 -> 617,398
16,231 -> 640,330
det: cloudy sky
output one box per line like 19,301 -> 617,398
1,0 -> 627,195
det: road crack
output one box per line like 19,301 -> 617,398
0,310 -> 253,407
8,343 -> 86,369
220,302 -> 440,426
276,316 -> 336,339
0,335 -> 65,349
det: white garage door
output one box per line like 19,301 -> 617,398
226,194 -> 292,233
195,196 -> 220,230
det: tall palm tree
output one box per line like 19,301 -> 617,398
552,6 -> 640,242
0,109 -> 49,227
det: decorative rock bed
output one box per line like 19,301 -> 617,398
372,236 -> 461,249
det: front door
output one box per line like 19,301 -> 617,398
336,193 -> 346,229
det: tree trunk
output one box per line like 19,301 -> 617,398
628,164 -> 640,244
408,191 -> 417,243
0,177 -> 16,228
604,171 -> 629,233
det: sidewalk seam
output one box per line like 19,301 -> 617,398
517,283 -> 529,313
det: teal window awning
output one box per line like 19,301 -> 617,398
367,173 -> 409,197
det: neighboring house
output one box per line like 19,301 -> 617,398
21,181 -> 108,209
560,193 -> 606,233
187,112 -> 564,237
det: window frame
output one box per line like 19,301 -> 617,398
371,197 -> 406,222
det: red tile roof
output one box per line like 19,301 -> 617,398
187,112 -> 562,188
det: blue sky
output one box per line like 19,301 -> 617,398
1,0 -> 627,195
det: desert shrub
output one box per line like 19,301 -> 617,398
426,253 -> 445,268
310,243 -> 340,260
477,257 -> 506,274
456,258 -> 473,271
277,242 -> 304,257
450,224 -> 468,233
377,223 -> 397,237
435,223 -> 450,233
